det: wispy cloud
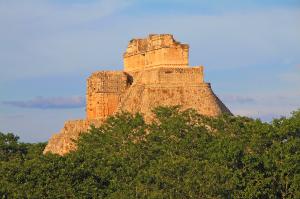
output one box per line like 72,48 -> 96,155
278,64 -> 300,84
222,93 -> 300,121
221,95 -> 256,104
0,0 -> 134,80
0,114 -> 24,121
3,96 -> 85,109
1,1 -> 299,80
0,0 -> 132,24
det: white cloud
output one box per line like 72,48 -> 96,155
0,0 -> 132,25
279,64 -> 300,84
221,93 -> 300,121
3,96 -> 85,109
0,108 -> 85,142
0,0 -> 133,80
0,4 -> 299,80
221,95 -> 256,104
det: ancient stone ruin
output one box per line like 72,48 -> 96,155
43,34 -> 231,155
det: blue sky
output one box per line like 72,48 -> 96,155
0,0 -> 299,142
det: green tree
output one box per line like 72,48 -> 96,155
0,107 -> 299,198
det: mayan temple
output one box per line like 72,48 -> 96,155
43,34 -> 231,155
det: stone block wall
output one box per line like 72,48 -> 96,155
43,120 -> 89,155
124,34 -> 189,72
43,119 -> 103,155
136,66 -> 204,85
86,71 -> 131,120
118,67 -> 230,121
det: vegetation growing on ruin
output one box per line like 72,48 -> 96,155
1,106 -> 300,198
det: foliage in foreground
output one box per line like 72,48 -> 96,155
0,106 -> 300,198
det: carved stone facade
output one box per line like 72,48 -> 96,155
124,34 -> 189,72
86,71 -> 131,120
43,34 -> 231,155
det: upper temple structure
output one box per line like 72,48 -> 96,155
123,34 -> 189,71
44,34 -> 231,155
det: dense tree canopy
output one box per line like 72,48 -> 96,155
1,106 -> 299,198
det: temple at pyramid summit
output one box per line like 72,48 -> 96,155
44,34 -> 231,155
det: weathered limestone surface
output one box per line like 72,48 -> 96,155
44,34 -> 231,155
43,119 -> 103,155
119,68 -> 230,121
124,34 -> 189,72
86,71 -> 131,120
